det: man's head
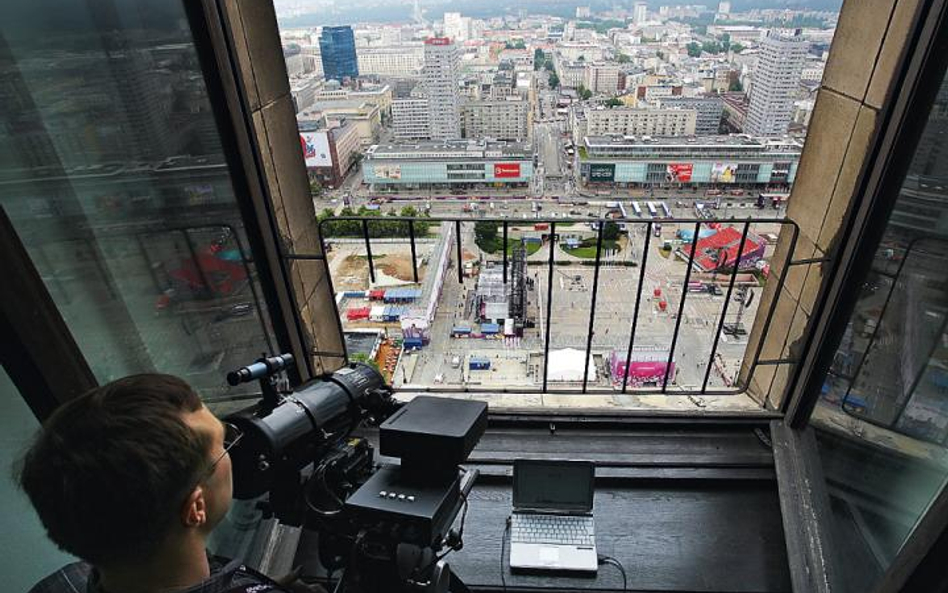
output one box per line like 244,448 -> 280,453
15,374 -> 234,568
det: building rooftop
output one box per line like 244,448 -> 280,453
367,139 -> 530,158
584,134 -> 803,149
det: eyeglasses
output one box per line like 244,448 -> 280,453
198,422 -> 243,484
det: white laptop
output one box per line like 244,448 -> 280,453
509,459 -> 598,572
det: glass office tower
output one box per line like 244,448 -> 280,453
319,26 -> 358,82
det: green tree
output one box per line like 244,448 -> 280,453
474,221 -> 499,252
656,50 -> 665,60
548,72 -> 560,89
731,42 -> 745,53
701,41 -> 724,54
602,221 -> 620,241
616,53 -> 631,64
728,78 -> 743,92
577,85 -> 593,100
309,176 -> 323,197
686,42 -> 701,58
533,48 -> 545,70
544,61 -> 555,72
605,97 -> 623,107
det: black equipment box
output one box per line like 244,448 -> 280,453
379,397 -> 487,482
344,466 -> 462,546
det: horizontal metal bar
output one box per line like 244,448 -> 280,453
324,215 -> 796,227
788,257 -> 832,266
757,358 -> 798,366
282,253 -> 326,261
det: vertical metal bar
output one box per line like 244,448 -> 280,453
456,220 -> 463,283
503,221 -> 509,284
408,219 -> 419,283
582,222 -> 605,393
702,221 -> 751,393
840,240 -> 916,406
891,307 -> 948,427
182,229 -> 212,296
362,219 -> 375,284
223,224 -> 276,355
542,222 -> 557,392
663,222 -> 701,391
317,221 -> 349,363
622,222 -> 651,393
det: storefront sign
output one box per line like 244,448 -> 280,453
493,163 -> 521,178
665,163 -> 693,183
589,163 -> 615,182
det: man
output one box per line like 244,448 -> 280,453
16,374 -> 323,593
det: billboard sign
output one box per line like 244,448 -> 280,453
665,163 -> 693,183
589,163 -> 616,182
493,163 -> 521,178
300,132 -> 332,168
373,164 -> 402,180
711,162 -> 738,183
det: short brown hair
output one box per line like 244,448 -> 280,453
15,374 -> 211,565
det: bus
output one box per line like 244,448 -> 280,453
660,202 -> 672,218
759,192 -> 790,209
646,202 -> 658,217
631,201 -> 642,216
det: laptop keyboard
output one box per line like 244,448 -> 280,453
511,513 -> 595,546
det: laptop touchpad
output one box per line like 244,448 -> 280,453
539,547 -> 560,564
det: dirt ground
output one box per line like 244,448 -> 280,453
336,254 -> 424,289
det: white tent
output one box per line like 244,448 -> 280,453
547,348 -> 596,382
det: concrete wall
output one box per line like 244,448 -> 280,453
740,0 -> 923,408
220,0 -> 345,374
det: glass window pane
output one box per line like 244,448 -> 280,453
0,2 -> 276,405
812,69 -> 948,590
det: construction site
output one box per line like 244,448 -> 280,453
325,218 -> 783,409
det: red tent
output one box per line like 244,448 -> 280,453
347,307 -> 370,320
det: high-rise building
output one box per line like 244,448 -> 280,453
319,26 -> 359,82
583,63 -> 622,95
443,12 -> 469,42
423,37 -> 461,140
357,45 -> 425,77
633,2 -> 648,24
718,2 -> 731,15
392,98 -> 431,139
744,31 -> 808,137
576,6 -> 591,18
461,99 -> 530,141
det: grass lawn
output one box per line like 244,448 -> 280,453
560,239 -> 620,258
477,237 -> 541,256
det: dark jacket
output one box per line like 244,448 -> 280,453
28,554 -> 286,593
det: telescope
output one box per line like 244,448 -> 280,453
223,355 -> 486,593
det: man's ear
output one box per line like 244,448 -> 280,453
181,486 -> 207,528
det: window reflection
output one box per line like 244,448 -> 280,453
0,2 -> 274,403
812,68 -> 948,590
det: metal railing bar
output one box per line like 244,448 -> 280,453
752,224 -> 800,408
316,220 -> 349,363
582,222 -> 605,393
664,222 -> 702,391
622,222 -> 652,394
282,253 -> 326,261
542,221 -> 557,392
362,219 -> 375,284
757,358 -> 798,366
788,256 -> 832,266
503,221 -> 508,284
702,221 -> 751,393
408,220 -> 419,283
326,215 -> 792,226
456,220 -> 463,284
182,229 -> 212,297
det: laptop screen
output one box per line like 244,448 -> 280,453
513,459 -> 595,512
